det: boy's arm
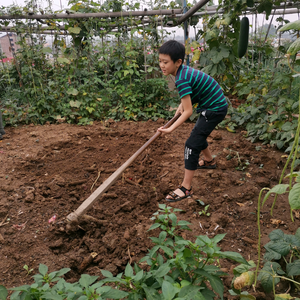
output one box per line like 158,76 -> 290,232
158,95 -> 193,134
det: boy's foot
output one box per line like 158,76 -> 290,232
198,158 -> 216,169
165,185 -> 192,202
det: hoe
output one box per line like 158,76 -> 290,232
66,114 -> 180,226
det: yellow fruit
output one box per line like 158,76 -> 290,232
226,126 -> 236,133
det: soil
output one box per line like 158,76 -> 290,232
0,118 -> 299,299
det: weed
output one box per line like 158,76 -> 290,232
198,204 -> 211,217
23,264 -> 34,276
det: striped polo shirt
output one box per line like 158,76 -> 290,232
175,65 -> 228,112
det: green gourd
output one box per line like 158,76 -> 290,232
238,16 -> 249,58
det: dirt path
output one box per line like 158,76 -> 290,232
0,119 -> 298,299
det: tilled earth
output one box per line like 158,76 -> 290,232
0,118 -> 299,299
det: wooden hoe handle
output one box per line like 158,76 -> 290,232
66,114 -> 181,223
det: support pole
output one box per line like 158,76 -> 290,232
183,0 -> 189,66
177,0 -> 211,25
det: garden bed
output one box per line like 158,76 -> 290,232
0,119 -> 299,299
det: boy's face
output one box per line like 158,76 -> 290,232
159,54 -> 182,76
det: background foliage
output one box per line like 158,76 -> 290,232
0,0 -> 299,152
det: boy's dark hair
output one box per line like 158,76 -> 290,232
159,40 -> 185,64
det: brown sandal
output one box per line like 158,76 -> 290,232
166,185 -> 192,202
197,158 -> 216,169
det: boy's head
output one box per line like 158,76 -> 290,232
159,40 -> 185,64
158,40 -> 185,76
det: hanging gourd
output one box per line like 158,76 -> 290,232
238,16 -> 249,58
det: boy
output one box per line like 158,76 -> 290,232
157,40 -> 228,202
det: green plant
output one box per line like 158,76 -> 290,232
1,264 -> 128,300
0,204 -> 248,299
198,204 -> 211,217
258,228 -> 300,298
23,264 -> 34,276
0,0 -> 179,126
98,204 -> 248,299
149,203 -> 191,237
228,260 -> 256,299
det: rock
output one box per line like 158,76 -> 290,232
217,160 -> 227,170
24,192 -> 35,203
187,198 -> 196,206
211,213 -> 229,228
256,177 -> 270,188
49,238 -> 64,249
211,132 -> 222,140
124,228 -> 130,240
105,263 -> 117,274
102,233 -> 117,251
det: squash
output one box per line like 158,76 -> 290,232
238,16 -> 249,58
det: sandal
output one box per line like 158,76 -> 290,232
197,158 -> 216,169
166,185 -> 192,202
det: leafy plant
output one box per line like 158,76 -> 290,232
23,264 -> 34,276
149,203 -> 191,237
1,264 -> 128,300
258,228 -> 300,298
0,1 -> 178,126
198,204 -> 211,217
0,204 -> 248,299
229,260 -> 256,299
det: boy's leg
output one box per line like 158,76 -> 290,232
199,147 -> 213,165
165,169 -> 195,200
165,109 -> 227,201
165,114 -> 208,200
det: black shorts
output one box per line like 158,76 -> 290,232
184,109 -> 227,170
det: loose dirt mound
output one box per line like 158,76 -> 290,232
0,119 -> 298,299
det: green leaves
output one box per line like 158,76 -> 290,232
69,100 -> 82,108
42,47 -> 52,54
39,264 -> 48,276
2,206 -> 248,300
0,286 -> 8,300
259,228 -> 300,294
210,46 -> 230,64
287,38 -> 300,56
67,88 -> 79,96
162,281 -> 178,300
289,183 -> 300,210
57,57 -> 71,64
262,184 -> 289,206
286,260 -> 300,277
79,274 -> 98,289
279,20 -> 300,32
219,251 -> 248,265
68,26 -> 81,34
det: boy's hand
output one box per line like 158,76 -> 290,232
176,103 -> 184,115
157,126 -> 173,134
